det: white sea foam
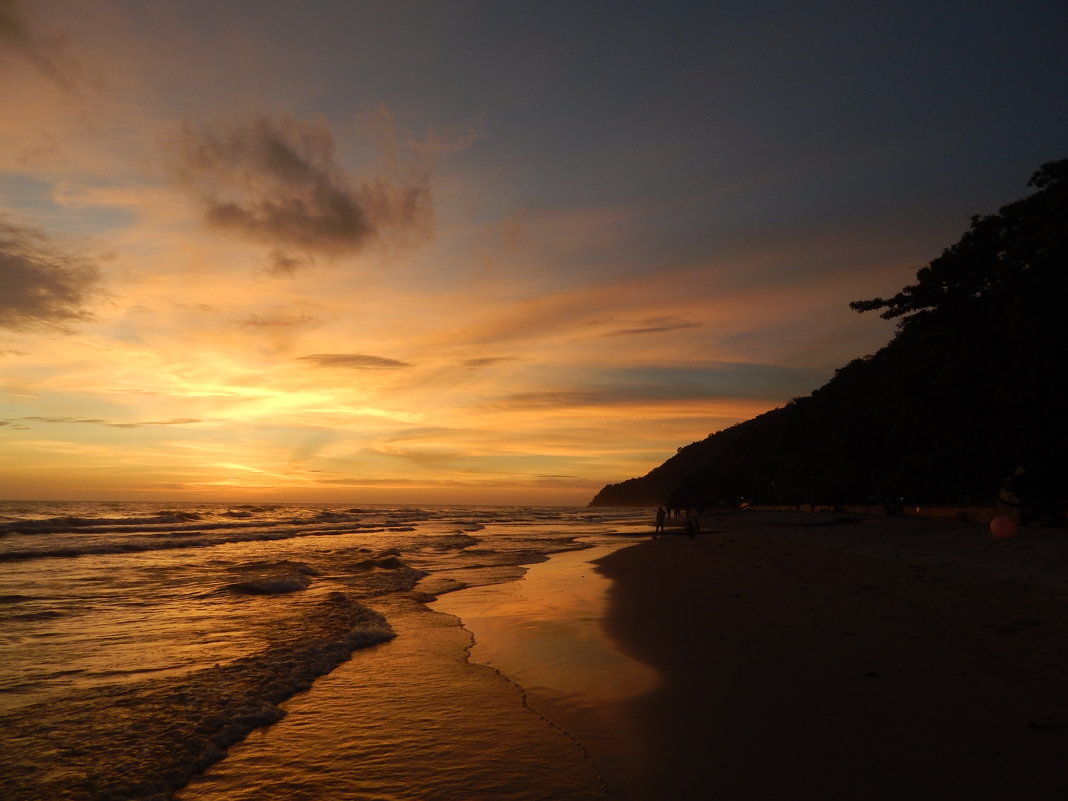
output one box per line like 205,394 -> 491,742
1,593 -> 396,801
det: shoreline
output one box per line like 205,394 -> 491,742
593,510 -> 1068,798
430,542 -> 658,798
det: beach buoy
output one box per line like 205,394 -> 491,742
990,515 -> 1019,539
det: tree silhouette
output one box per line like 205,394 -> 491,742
849,160 -> 1068,329
592,160 -> 1067,521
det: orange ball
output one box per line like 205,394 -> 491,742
990,515 -> 1019,539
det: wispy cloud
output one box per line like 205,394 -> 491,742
491,362 -> 822,409
0,216 -> 104,331
297,353 -> 412,369
170,112 -> 435,273
368,443 -> 468,467
235,313 -> 320,330
596,316 -> 702,337
15,416 -> 201,428
462,356 -> 520,369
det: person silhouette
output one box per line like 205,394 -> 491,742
685,516 -> 700,538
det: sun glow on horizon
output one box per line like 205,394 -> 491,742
3,2 -> 1062,504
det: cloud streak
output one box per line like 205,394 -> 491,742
462,356 -> 520,369
596,316 -> 702,337
0,216 -> 103,330
170,113 -> 434,273
235,313 -> 320,330
13,416 -> 201,428
489,362 -> 823,410
298,353 -> 412,369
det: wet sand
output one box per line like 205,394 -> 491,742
594,511 -> 1068,799
431,544 -> 659,797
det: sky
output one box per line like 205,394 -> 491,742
1,0 -> 1066,505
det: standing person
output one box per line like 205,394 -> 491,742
655,506 -> 666,535
685,515 -> 701,538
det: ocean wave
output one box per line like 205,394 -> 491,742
414,575 -> 470,598
336,550 -> 429,598
408,532 -> 481,554
4,609 -> 65,621
225,560 -> 321,595
0,512 -> 206,535
0,509 -> 369,538
227,574 -> 312,595
0,543 -> 150,561
0,525 -> 375,563
446,521 -> 488,531
234,559 -> 321,576
156,510 -> 204,522
0,523 -> 568,562
0,592 -> 395,801
351,549 -> 408,571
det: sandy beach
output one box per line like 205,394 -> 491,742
5,506 -> 1066,799
593,511 -> 1068,799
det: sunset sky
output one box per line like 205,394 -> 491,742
2,1 -> 1066,505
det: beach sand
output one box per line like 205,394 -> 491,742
431,544 -> 660,797
594,511 -> 1068,799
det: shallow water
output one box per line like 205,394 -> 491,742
0,502 -> 650,799
433,545 -> 659,797
180,596 -> 610,801
180,542 -> 658,800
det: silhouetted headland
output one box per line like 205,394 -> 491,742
591,160 -> 1067,525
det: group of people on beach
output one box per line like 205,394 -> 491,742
654,506 -> 700,538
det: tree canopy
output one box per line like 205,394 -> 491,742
591,160 -> 1067,520
849,160 -> 1068,328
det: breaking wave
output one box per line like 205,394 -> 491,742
0,593 -> 395,801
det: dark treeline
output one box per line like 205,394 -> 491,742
591,161 -> 1067,521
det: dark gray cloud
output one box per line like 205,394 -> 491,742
0,216 -> 103,331
265,249 -> 312,276
171,113 -> 434,272
0,0 -> 30,43
0,0 -> 80,88
298,353 -> 411,369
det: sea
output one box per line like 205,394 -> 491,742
0,501 -> 651,801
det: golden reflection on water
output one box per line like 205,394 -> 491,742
434,545 -> 658,702
179,543 -> 656,801
179,596 -> 608,801
431,543 -> 659,796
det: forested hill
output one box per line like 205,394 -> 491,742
590,161 -> 1067,519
